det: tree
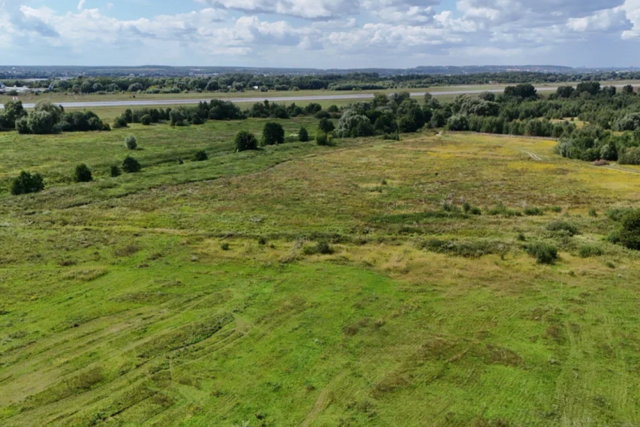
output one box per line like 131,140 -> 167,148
122,156 -> 141,173
74,164 -> 93,183
125,135 -> 137,150
576,81 -> 601,96
35,101 -> 63,123
235,131 -> 258,152
2,100 -> 27,129
318,118 -> 335,134
110,166 -> 121,177
128,83 -> 144,92
194,150 -> 208,161
623,85 -> 635,95
11,171 -> 45,195
25,111 -> 55,134
504,83 -> 537,100
447,115 -> 469,131
299,127 -> 309,142
261,122 -> 285,146
337,108 -> 374,138
556,86 -> 575,98
140,115 -> 152,126
619,210 -> 640,250
478,91 -> 496,102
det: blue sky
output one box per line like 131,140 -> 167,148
1,0 -> 639,68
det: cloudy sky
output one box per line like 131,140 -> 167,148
1,0 -> 639,68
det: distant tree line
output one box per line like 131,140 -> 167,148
18,71 -> 640,95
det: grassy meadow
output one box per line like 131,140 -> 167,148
2,119 -> 640,426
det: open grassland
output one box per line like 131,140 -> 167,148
2,122 -> 640,426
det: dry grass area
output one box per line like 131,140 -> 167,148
2,126 -> 640,427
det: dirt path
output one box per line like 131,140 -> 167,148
299,371 -> 347,427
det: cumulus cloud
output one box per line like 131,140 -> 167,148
196,0 -> 355,19
2,0 -> 640,66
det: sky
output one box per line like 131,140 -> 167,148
1,0 -> 640,68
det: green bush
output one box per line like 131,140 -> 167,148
546,221 -> 579,236
221,243 -> 230,251
74,164 -> 93,183
422,239 -> 506,258
11,171 -> 45,196
262,122 -> 285,146
578,245 -> 603,258
316,132 -> 333,146
113,116 -> 128,129
122,156 -> 141,173
140,115 -> 152,126
550,206 -> 562,213
125,135 -> 137,150
299,127 -> 309,142
235,131 -> 258,152
110,166 -> 121,177
304,241 -> 334,255
527,243 -> 558,265
524,207 -> 543,216
194,150 -> 208,161
608,208 -> 632,222
318,118 -> 335,134
619,210 -> 640,250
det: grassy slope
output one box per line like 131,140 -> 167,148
1,122 -> 640,426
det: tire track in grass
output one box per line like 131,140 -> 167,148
299,371 -> 347,427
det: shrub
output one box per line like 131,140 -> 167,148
235,131 -> 258,152
110,165 -> 121,177
619,210 -> 640,250
125,135 -> 137,150
608,208 -> 633,222
221,243 -> 230,251
299,127 -> 309,142
258,237 -> 267,246
546,221 -> 579,236
578,245 -> 603,258
527,243 -> 558,265
318,118 -> 335,134
524,207 -> 543,216
588,208 -> 598,218
304,241 -> 334,255
113,116 -> 128,129
550,206 -> 562,213
422,239 -> 506,258
262,122 -> 285,146
122,156 -> 141,173
74,164 -> 93,183
316,132 -> 333,146
11,171 -> 45,195
194,150 -> 208,161
140,115 -> 152,126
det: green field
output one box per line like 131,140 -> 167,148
2,120 -> 640,426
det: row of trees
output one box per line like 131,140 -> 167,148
23,70 -> 640,94
0,101 -> 108,134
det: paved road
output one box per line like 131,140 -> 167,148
2,84 -> 639,110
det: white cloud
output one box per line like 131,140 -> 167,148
3,0 -> 640,67
196,0 -> 355,19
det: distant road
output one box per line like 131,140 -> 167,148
2,84 -> 639,110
